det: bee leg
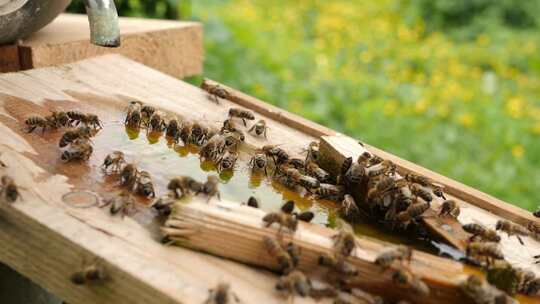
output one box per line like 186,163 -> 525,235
248,124 -> 255,133
241,118 -> 247,127
517,235 -> 525,245
264,166 -> 268,177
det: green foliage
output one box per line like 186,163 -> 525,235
66,0 -> 540,210
67,0 -> 182,19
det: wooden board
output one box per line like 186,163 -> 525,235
0,14 -> 203,78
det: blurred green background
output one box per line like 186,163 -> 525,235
69,0 -> 540,211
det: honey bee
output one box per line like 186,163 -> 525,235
462,223 -> 501,242
314,183 -> 345,201
439,199 -> 460,218
305,162 -> 330,183
367,155 -> 384,167
140,105 -> 156,121
275,270 -> 311,298
495,220 -> 529,245
147,112 -> 166,132
374,245 -> 413,269
1,175 -> 20,203
204,282 -> 241,304
126,101 -> 142,113
341,163 -> 366,187
431,184 -> 446,200
178,120 -> 193,144
119,163 -> 138,190
281,200 -> 295,214
287,158 -> 305,170
263,236 -> 294,274
101,192 -> 136,218
396,198 -> 430,228
200,134 -> 226,162
460,275 -> 516,304
59,126 -> 92,148
222,132 -> 243,152
151,196 -> 175,217
81,113 -> 102,129
101,151 -> 125,173
25,115 -> 55,133
409,183 -> 433,203
338,157 -> 353,183
341,194 -> 360,218
165,118 -> 180,139
125,108 -> 142,128
318,253 -> 358,277
204,82 -> 231,104
392,267 -> 430,296
135,171 -> 155,198
304,141 -> 320,164
167,176 -> 198,198
66,111 -> 86,125
70,263 -> 107,285
333,219 -> 357,257
248,152 -> 268,175
522,277 -> 540,295
61,139 -> 93,162
246,196 -> 259,208
228,107 -> 255,126
283,167 -> 320,190
404,173 -> 431,187
190,122 -> 208,145
366,176 -> 395,203
527,221 -> 540,236
534,208 -> 540,218
308,285 -> 338,300
217,151 -> 238,173
50,110 -> 70,127
248,119 -> 268,138
263,212 -> 298,233
466,242 -> 504,260
199,175 -> 221,201
262,145 -> 289,166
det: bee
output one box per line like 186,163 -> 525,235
199,175 -> 221,201
366,163 -> 386,178
439,199 -> 460,218
218,151 -> 238,173
222,132 -> 243,152
432,184 -> 446,200
263,212 -> 298,233
409,183 -> 432,203
404,173 -> 431,187
281,200 -> 295,214
527,221 -> 540,235
178,120 -> 193,144
247,119 -> 268,138
100,192 -> 136,218
1,175 -> 20,203
462,223 -> 501,242
165,118 -> 180,139
466,242 -> 504,260
275,270 -> 311,298
200,135 -> 226,162
392,268 -> 430,296
304,141 -> 320,164
70,263 -> 107,285
125,108 -> 142,128
204,82 -> 231,104
285,242 -> 301,268
59,126 -> 92,148
341,194 -> 360,218
534,208 -> 540,218
262,145 -> 289,166
338,156 -> 353,184
314,183 -> 345,201
81,113 -> 102,129
460,275 -> 515,304
333,219 -> 357,257
283,167 -> 320,190
287,158 -> 305,170
151,196 -> 175,217
263,236 -> 294,273
66,111 -> 86,125
147,112 -> 166,132
204,282 -> 241,304
246,196 -> 259,208
167,176 -> 199,198
374,245 -> 413,269
119,163 -> 138,190
367,176 -> 395,203
341,163 -> 366,187
396,198 -> 430,227
101,151 -> 126,173
50,110 -> 70,127
318,253 -> 358,277
248,152 -> 268,175
495,220 -> 529,245
126,101 -> 142,113
305,162 -> 330,183
367,155 -> 384,167
522,277 -> 540,295
25,115 -> 55,133
190,122 -> 208,145
61,139 -> 93,162
515,268 -> 537,294
228,107 -> 255,126
135,171 -> 155,198
140,105 -> 156,121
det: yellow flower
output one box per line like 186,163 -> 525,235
458,113 -> 475,128
505,96 -> 524,119
511,145 -> 524,158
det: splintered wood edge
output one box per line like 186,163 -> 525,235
167,201 -> 472,304
317,135 -> 469,251
202,79 -> 538,228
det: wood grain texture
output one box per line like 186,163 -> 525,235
0,45 -> 20,73
6,14 -> 203,78
203,79 -> 540,236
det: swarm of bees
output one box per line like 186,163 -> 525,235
26,110 -> 101,134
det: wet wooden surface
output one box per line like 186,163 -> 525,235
0,55 -> 538,303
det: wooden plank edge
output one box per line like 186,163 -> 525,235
201,79 -> 538,227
